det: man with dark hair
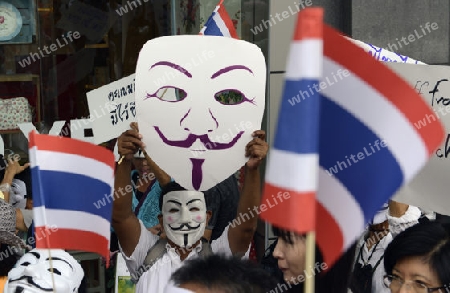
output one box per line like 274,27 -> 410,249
113,127 -> 268,292
164,254 -> 278,293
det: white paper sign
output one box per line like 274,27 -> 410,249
135,35 -> 266,191
349,38 -> 425,65
114,254 -> 136,293
384,62 -> 450,216
87,74 -> 136,144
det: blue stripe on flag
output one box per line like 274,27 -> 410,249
319,96 -> 404,222
203,14 -> 224,36
274,79 -> 321,154
31,168 -> 112,221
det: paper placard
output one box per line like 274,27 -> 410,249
349,38 -> 425,65
115,254 -> 136,293
135,36 -> 266,191
87,74 -> 136,144
385,62 -> 450,216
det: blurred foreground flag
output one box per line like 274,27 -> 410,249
29,131 -> 115,262
261,8 -> 323,235
260,7 -> 445,268
199,0 -> 238,38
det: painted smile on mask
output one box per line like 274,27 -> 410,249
8,276 -> 53,292
169,222 -> 201,231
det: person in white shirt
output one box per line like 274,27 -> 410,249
349,200 -> 421,293
113,127 -> 268,292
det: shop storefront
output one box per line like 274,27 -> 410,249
0,0 -> 269,149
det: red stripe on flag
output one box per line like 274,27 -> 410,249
218,6 -> 239,39
323,25 -> 445,155
293,8 -> 323,41
315,201 -> 344,269
35,227 -> 110,260
29,131 -> 115,169
260,183 -> 315,233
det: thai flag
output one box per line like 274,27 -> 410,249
261,8 -> 323,234
29,131 -> 115,262
199,0 -> 238,39
260,7 -> 445,268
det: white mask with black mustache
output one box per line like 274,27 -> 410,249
162,190 -> 207,248
6,249 -> 84,293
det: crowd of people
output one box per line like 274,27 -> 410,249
1,122 -> 450,293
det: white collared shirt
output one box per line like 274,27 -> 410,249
351,205 -> 421,293
120,220 -> 250,293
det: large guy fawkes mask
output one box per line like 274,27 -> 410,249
6,249 -> 84,293
135,35 -> 266,190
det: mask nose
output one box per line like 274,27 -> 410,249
23,262 -> 47,279
179,206 -> 191,224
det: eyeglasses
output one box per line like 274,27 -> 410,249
383,275 -> 446,293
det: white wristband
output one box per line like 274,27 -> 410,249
0,183 -> 11,193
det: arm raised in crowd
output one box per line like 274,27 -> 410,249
228,130 -> 268,255
1,156 -> 30,204
113,123 -> 172,255
1,156 -> 30,232
112,127 -> 144,256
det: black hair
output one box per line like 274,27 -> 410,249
0,244 -> 20,277
0,244 -> 20,276
159,181 -> 188,211
384,221 -> 450,286
170,254 -> 279,293
271,226 -> 356,293
14,168 -> 32,200
0,154 -> 5,180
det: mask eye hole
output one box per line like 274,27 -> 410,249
147,86 -> 187,102
48,268 -> 62,275
189,207 -> 200,212
215,89 -> 244,105
21,262 -> 30,266
169,208 -> 179,213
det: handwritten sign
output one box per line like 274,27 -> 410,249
384,62 -> 450,216
349,38 -> 426,65
87,74 -> 136,144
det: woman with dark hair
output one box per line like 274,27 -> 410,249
383,221 -> 450,293
271,226 -> 356,293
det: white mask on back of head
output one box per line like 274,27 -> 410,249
7,248 -> 84,293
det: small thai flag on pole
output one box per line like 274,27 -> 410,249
199,0 -> 239,39
29,131 -> 115,265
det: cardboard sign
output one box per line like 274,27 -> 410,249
115,254 -> 136,293
135,35 -> 266,190
384,62 -> 450,216
87,74 -> 136,145
349,38 -> 425,65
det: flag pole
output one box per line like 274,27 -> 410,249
30,131 -> 56,292
304,231 -> 316,293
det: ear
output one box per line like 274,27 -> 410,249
206,210 -> 212,225
158,214 -> 163,226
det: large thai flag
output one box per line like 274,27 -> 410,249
199,0 -> 238,39
261,8 -> 323,234
260,7 -> 445,268
29,131 -> 115,261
